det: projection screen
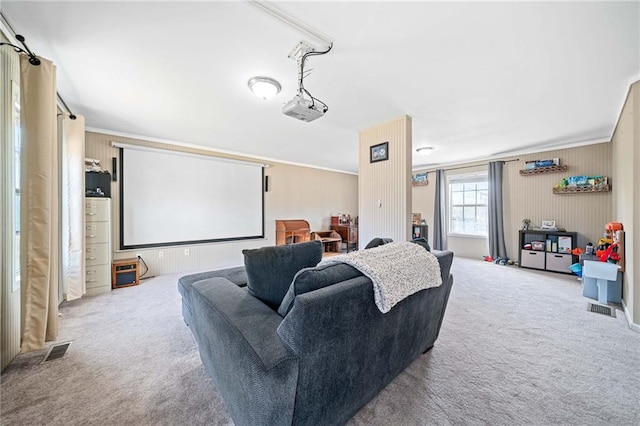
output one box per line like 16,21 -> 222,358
117,144 -> 264,249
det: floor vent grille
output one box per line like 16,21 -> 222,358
587,303 -> 615,318
43,342 -> 71,362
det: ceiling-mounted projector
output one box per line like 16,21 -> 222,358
282,94 -> 326,122
282,40 -> 333,122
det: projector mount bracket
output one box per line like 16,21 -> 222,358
283,40 -> 333,121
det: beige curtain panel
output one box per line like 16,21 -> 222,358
60,113 -> 85,301
20,55 -> 59,352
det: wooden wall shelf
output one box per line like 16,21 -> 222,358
553,185 -> 610,194
519,165 -> 568,175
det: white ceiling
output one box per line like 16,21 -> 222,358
2,1 -> 639,174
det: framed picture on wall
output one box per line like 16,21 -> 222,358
541,220 -> 556,229
412,172 -> 428,186
370,142 -> 389,163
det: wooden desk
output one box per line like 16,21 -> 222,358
311,231 -> 342,255
275,220 -> 311,246
331,225 -> 358,252
321,237 -> 342,254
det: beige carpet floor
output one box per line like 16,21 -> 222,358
1,257 -> 639,425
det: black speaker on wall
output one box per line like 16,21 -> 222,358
265,175 -> 270,192
112,157 -> 117,181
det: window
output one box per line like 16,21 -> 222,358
12,81 -> 21,292
449,174 -> 488,237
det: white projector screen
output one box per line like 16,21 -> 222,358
119,145 -> 264,249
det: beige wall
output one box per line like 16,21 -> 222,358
85,131 -> 358,276
358,116 -> 412,247
504,144 -> 612,258
413,143 -> 613,260
612,81 -> 639,330
411,175 -> 436,248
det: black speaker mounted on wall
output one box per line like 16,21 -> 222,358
112,157 -> 117,181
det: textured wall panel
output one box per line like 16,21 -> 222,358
612,82 -> 638,325
359,116 -> 412,246
412,142 -> 613,261
504,143 -> 612,259
411,174 -> 436,248
85,131 -> 358,277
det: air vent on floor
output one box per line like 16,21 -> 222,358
42,342 -> 71,362
587,303 -> 616,318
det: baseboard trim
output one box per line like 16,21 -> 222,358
621,300 -> 640,333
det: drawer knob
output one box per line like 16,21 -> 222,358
86,257 -> 97,260
86,279 -> 98,282
87,213 -> 97,216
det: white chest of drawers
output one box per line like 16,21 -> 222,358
85,198 -> 111,295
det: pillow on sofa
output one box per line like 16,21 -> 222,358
411,237 -> 431,251
277,262 -> 363,317
364,237 -> 393,249
243,240 -> 323,310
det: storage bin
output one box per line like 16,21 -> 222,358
520,250 -> 545,269
531,241 -> 545,251
545,253 -> 572,273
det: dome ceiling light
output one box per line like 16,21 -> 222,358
416,147 -> 435,156
248,76 -> 281,100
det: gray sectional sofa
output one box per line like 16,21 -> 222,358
178,240 -> 454,425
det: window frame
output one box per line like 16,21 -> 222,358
447,172 -> 489,238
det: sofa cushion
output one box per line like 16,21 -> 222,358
243,240 -> 323,309
364,237 -> 393,249
277,262 -> 363,317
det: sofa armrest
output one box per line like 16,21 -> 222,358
189,277 -> 298,425
191,277 -> 295,369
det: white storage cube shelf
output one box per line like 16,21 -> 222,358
518,230 -> 577,274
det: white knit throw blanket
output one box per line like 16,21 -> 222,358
322,241 -> 442,313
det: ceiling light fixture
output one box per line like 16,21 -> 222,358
248,76 -> 281,100
416,147 -> 434,156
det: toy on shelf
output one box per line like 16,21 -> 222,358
592,222 -> 625,271
553,175 -> 610,193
